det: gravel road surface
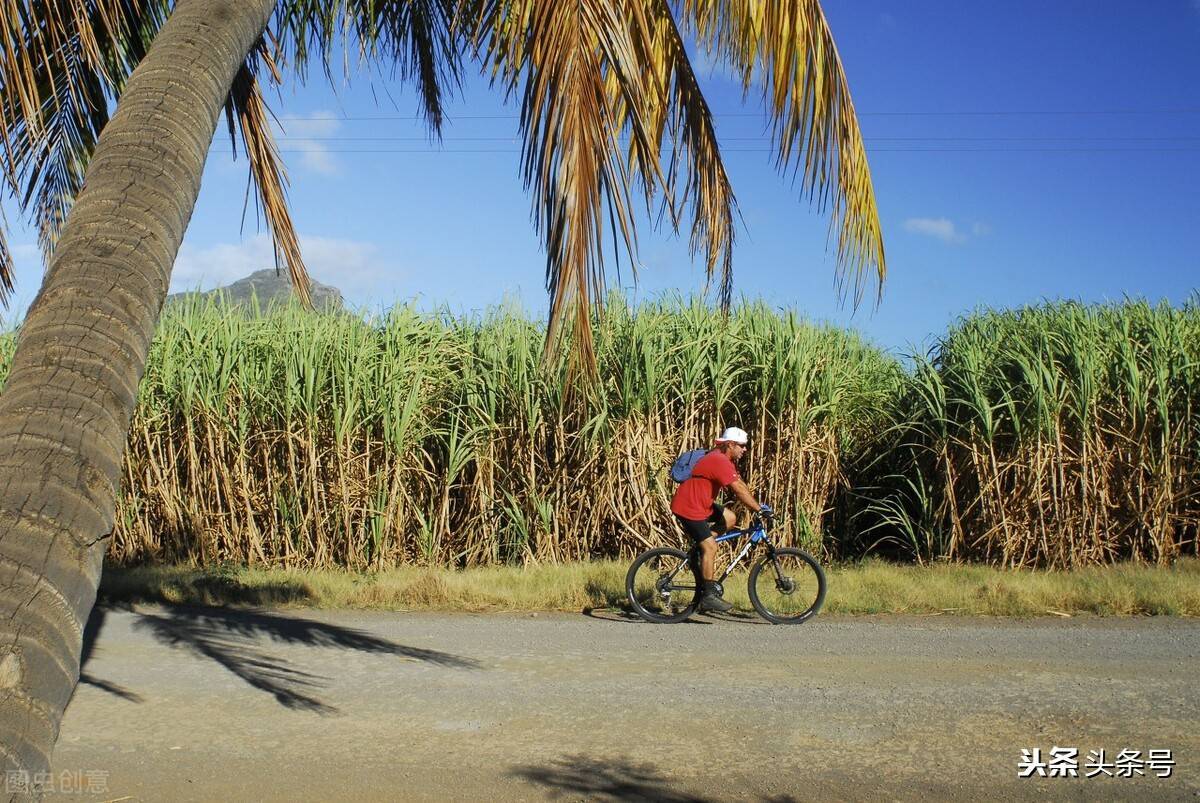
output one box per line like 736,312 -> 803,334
46,605 -> 1199,801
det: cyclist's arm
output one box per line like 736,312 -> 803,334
728,479 -> 763,512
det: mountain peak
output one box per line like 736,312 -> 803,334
168,268 -> 344,310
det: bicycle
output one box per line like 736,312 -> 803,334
624,510 -> 827,624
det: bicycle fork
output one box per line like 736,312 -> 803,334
763,545 -> 797,594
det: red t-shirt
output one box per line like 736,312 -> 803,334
670,450 -> 740,521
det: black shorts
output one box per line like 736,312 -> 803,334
675,503 -> 727,544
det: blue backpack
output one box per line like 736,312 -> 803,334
669,448 -> 709,483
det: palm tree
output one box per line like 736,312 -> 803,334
0,0 -> 885,783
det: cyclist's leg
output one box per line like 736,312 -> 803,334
696,535 -> 717,581
701,503 -> 731,581
703,505 -> 736,605
675,514 -> 711,576
720,506 -> 736,534
675,514 -> 717,588
680,508 -> 732,612
694,537 -> 731,611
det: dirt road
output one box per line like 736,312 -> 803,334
44,605 -> 1198,801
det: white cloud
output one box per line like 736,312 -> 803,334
173,236 -> 272,290
903,217 -> 964,244
171,232 -> 398,304
11,243 -> 41,262
690,46 -> 738,82
274,111 -> 342,176
902,217 -> 991,245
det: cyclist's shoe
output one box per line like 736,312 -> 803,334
699,582 -> 733,613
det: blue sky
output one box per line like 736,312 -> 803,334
3,1 -> 1199,356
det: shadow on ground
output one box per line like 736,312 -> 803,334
510,756 -> 799,802
99,566 -> 316,607
583,572 -> 766,625
510,756 -> 712,802
582,607 -> 713,625
79,602 -> 480,714
699,609 -> 768,624
78,605 -> 143,703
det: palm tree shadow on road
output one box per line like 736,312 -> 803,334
78,604 -> 143,703
510,756 -> 711,802
509,756 -> 799,802
80,602 -> 480,714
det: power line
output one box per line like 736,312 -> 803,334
264,110 -> 1200,154
857,108 -> 1200,117
274,147 -> 1200,153
274,135 -> 1200,143
276,108 -> 1200,121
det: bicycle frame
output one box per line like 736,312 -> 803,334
710,523 -> 773,584
652,517 -> 780,593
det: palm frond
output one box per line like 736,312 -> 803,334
678,0 -> 885,303
225,44 -> 312,307
0,0 -> 169,306
637,1 -> 739,308
271,0 -> 463,134
264,0 -> 468,304
392,0 -> 463,132
473,0 -> 670,377
0,216 -> 12,302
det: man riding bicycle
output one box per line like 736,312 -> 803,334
670,426 -> 769,612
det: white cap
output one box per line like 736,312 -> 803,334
715,426 -> 749,445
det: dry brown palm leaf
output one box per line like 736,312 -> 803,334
1,1 -> 316,310
472,0 -> 882,379
472,0 -> 671,379
0,216 -> 11,301
225,42 -> 313,308
0,0 -> 168,304
247,0 -> 467,309
634,0 -> 738,307
678,0 -> 886,304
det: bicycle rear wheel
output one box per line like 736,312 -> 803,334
625,547 -> 699,623
747,547 -> 826,624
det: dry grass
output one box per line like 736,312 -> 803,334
100,557 -> 1200,617
825,557 -> 1200,616
100,561 -> 630,612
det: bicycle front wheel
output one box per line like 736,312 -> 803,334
625,547 -> 699,624
748,547 -> 826,624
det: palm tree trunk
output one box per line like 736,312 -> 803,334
0,0 -> 275,786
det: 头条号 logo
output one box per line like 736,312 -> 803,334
1018,748 -> 1174,779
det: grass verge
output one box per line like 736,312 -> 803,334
99,557 -> 1200,617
